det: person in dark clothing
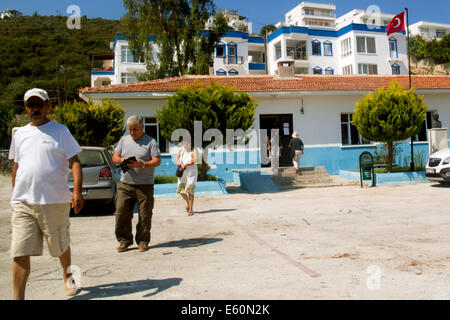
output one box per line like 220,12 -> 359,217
289,132 -> 304,173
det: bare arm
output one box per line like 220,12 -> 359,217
12,162 -> 18,189
69,155 -> 83,214
112,151 -> 125,165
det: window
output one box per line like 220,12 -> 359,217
312,39 -> 321,56
325,67 -> 334,75
341,38 -> 352,57
313,67 -> 322,75
121,72 -> 138,84
216,69 -> 227,75
356,36 -> 376,54
391,63 -> 400,75
227,42 -> 237,64
228,69 -> 239,75
275,46 -> 282,60
358,64 -> 378,75
342,64 -> 353,75
436,30 -> 446,38
324,41 -> 333,56
216,43 -> 226,57
412,111 -> 434,142
144,117 -> 167,153
120,45 -> 142,63
389,38 -> 398,59
341,113 -> 371,145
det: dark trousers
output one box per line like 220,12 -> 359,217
115,181 -> 154,246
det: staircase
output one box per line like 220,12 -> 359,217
271,166 -> 355,189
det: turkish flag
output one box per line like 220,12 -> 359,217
387,12 -> 405,35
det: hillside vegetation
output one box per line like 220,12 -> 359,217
0,14 -> 124,148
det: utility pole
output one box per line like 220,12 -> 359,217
405,7 -> 414,172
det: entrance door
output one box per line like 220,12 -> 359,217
259,114 -> 294,167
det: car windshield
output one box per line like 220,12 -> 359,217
78,150 -> 107,167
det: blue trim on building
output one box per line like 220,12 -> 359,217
325,67 -> 334,75
216,42 -> 226,58
389,37 -> 398,59
91,71 -> 115,75
248,36 -> 265,44
391,63 -> 400,75
268,23 -> 406,43
313,66 -> 323,74
227,42 -> 238,64
113,33 -> 157,52
311,39 -> 321,56
249,63 -> 266,70
216,68 -> 227,75
228,69 -> 239,75
323,40 -> 333,56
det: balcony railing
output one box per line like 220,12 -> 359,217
287,50 -> 307,60
224,56 -> 244,65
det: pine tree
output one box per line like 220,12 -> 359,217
353,80 -> 427,172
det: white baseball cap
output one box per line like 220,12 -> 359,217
24,88 -> 49,102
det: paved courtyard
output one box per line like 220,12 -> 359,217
0,174 -> 450,300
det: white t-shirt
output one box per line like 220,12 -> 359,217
9,121 -> 82,205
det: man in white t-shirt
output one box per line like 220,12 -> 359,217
8,88 -> 83,300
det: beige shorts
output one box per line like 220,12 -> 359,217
10,202 -> 71,258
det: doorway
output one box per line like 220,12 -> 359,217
259,114 -> 294,167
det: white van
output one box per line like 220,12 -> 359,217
425,148 -> 450,184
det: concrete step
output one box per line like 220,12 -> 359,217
272,166 -> 336,188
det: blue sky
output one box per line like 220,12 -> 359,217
2,0 -> 449,33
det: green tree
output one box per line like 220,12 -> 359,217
51,99 -> 126,147
353,80 -> 427,172
259,24 -> 277,37
123,0 -> 228,79
155,81 -> 258,179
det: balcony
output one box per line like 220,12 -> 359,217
287,50 -> 307,61
302,10 -> 336,20
224,56 -> 244,65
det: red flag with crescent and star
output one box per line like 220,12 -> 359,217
387,12 -> 405,35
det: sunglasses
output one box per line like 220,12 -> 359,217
26,101 -> 45,108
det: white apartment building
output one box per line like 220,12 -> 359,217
410,21 -> 450,40
206,9 -> 253,34
90,32 -> 266,87
282,2 -> 336,29
267,23 -> 408,76
336,8 -> 395,29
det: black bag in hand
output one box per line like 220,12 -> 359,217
176,166 -> 184,178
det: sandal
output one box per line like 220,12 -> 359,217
185,206 -> 189,213
188,211 -> 194,216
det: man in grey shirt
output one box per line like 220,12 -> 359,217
112,115 -> 161,252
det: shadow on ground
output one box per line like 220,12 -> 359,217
69,277 -> 182,300
149,237 -> 223,249
430,183 -> 450,188
194,208 -> 236,214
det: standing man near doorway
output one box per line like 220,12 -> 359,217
112,115 -> 161,253
9,88 -> 84,299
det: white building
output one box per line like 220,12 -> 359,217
0,8 -> 22,19
284,2 -> 336,29
336,8 -> 395,29
90,32 -> 266,87
410,21 -> 450,40
213,31 -> 266,76
79,75 -> 450,178
267,23 -> 408,76
207,9 -> 253,34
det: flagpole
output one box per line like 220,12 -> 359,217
405,7 -> 414,172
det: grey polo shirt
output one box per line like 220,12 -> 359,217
115,134 -> 161,185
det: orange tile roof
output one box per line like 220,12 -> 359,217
79,75 -> 450,94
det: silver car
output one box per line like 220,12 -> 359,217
68,146 -> 121,214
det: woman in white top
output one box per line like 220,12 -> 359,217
175,138 -> 198,216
